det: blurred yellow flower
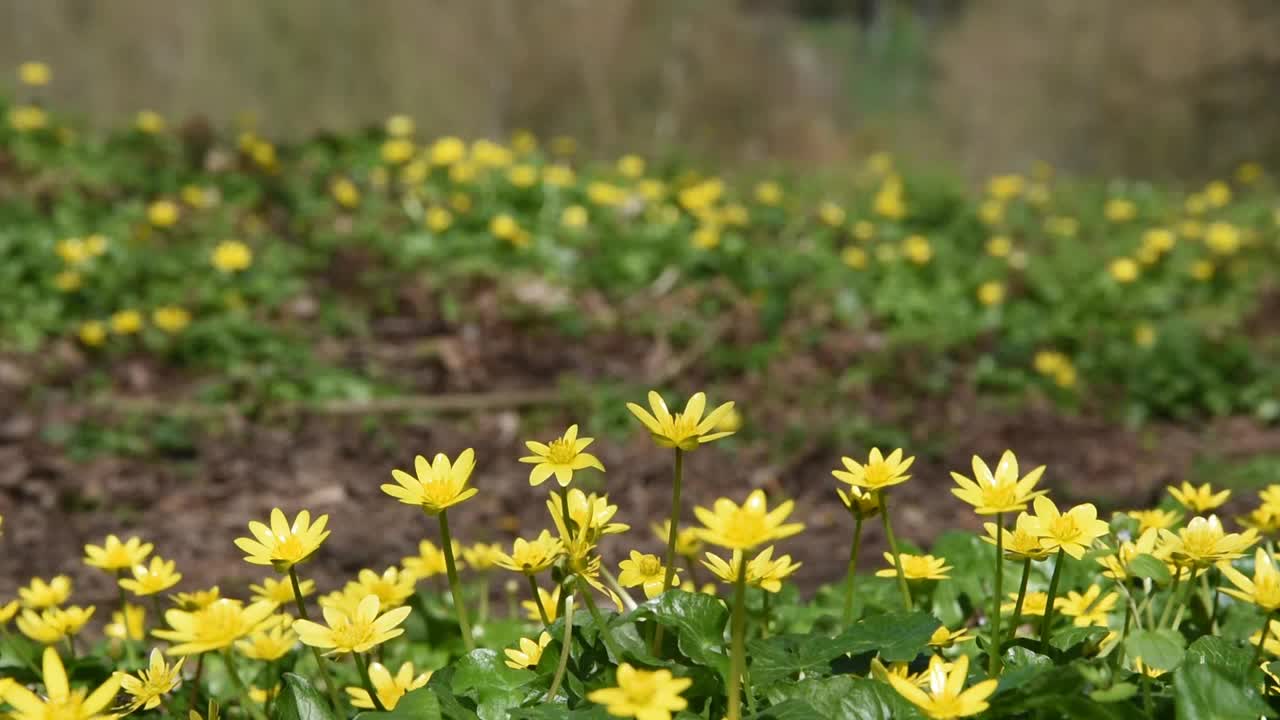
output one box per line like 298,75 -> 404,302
523,585 -> 560,623
1168,482 -> 1230,513
977,281 -> 1005,306
587,663 -> 692,720
818,202 -> 846,227
293,594 -> 410,655
903,235 -> 932,264
430,136 -> 467,165
1204,180 -> 1232,208
119,648 -> 184,712
978,199 -> 1004,226
987,174 -> 1025,200
380,138 -> 415,165
236,621 -> 297,661
17,606 -> 94,644
694,489 -> 803,551
331,177 -> 361,208
1108,258 -> 1139,283
2,647 -> 120,720
18,61 -> 51,86
887,654 -> 996,720
1190,259 -> 1215,281
561,205 -> 588,229
9,105 -> 48,132
78,321 -> 107,347
874,178 -> 906,219
986,236 -> 1012,257
148,200 -> 180,228
211,240 -> 253,273
385,114 -> 415,138
346,661 -> 432,711
588,182 -> 626,207
877,552 -> 951,581
1133,323 -> 1156,348
1127,508 -> 1181,533
1104,198 -> 1137,222
135,110 -> 166,134
382,449 -> 479,515
508,164 -> 539,188
982,514 -> 1049,560
841,246 -> 868,270
425,206 -> 453,233
153,306 -> 191,333
20,576 -> 71,609
617,154 -> 646,179
1205,221 -> 1241,255
53,271 -> 81,292
691,224 -> 720,250
119,556 -> 182,596
250,576 -> 313,606
110,309 -> 144,335
105,603 -> 146,642
1055,585 -> 1117,627
754,181 -> 782,206
678,179 -> 723,213
651,520 -> 703,558
1219,548 -> 1280,611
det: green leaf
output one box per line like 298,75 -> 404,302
1127,553 -> 1172,585
275,673 -> 339,720
1125,628 -> 1186,671
767,676 -> 924,720
1089,682 -> 1138,703
353,687 -> 441,720
647,590 -> 730,679
1172,661 -> 1272,720
1184,635 -> 1252,669
448,650 -> 537,720
750,612 -> 939,686
506,705 -> 611,719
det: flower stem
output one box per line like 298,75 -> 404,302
1008,558 -> 1032,642
527,575 -> 551,628
438,510 -> 475,651
577,577 -> 623,660
1114,587 -> 1134,672
1250,610 -> 1277,681
761,591 -> 772,639
545,594 -> 576,702
989,512 -> 1004,676
727,551 -> 749,720
841,513 -> 865,625
651,447 -> 685,654
222,648 -> 269,720
1157,564 -> 1184,629
877,492 -> 912,611
1170,564 -> 1201,632
600,566 -> 638,612
289,567 -> 342,712
354,652 -> 388,712
1038,548 -> 1066,644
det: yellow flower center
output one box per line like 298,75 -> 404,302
863,462 -> 894,488
636,556 -> 663,578
274,536 -> 307,562
668,412 -> 699,442
192,603 -> 250,645
329,618 -> 376,651
1048,515 -> 1080,542
717,509 -> 770,548
1179,527 -> 1221,558
546,438 -> 577,465
900,556 -> 933,577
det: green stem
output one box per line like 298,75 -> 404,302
1008,558 -> 1032,641
1170,564 -> 1201,632
438,510 -> 475,651
222,649 -> 269,720
761,591 -> 771,639
527,575 -> 552,628
1158,565 -> 1184,629
842,513 -> 865,625
727,551 -> 749,720
1114,588 -> 1134,671
878,492 -> 912,611
354,652 -> 388,712
116,575 -> 139,669
1038,548 -> 1066,644
1250,610 -> 1277,681
577,577 -> 623,660
600,566 -> 638,612
651,448 -> 684,654
289,567 -> 342,712
989,512 -> 1004,676
1141,669 -> 1154,719
478,576 -> 491,625
545,593 -> 576,701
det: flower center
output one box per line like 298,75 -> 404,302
669,412 -> 698,441
1181,528 -> 1219,557
546,438 -> 577,465
274,535 -> 306,561
864,462 -> 892,487
330,618 -> 375,650
638,557 -> 662,577
1049,515 -> 1079,541
195,603 -> 246,643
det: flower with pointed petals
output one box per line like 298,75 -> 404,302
548,489 -> 629,556
346,661 -> 432,710
118,648 -> 184,712
0,600 -> 20,625
170,587 -> 221,611
982,513 -> 1050,560
626,391 -> 735,451
949,450 -> 1046,514
1055,585 -> 1118,627
618,552 -> 677,599
1158,515 -> 1258,568
105,604 -> 146,642
836,485 -> 880,518
504,632 -> 552,669
650,520 -> 703,557
154,599 -> 275,655
344,567 -> 416,609
701,547 -> 802,592
520,424 -> 605,487
463,543 -> 503,571
401,540 -> 462,579
694,490 -> 804,551
120,556 -> 182,596
886,654 -> 998,720
928,626 -> 973,649
494,531 -> 564,575
16,606 -> 94,645
1239,506 -> 1280,535
1002,592 -> 1049,616
1168,482 -> 1230,513
250,576 -> 313,607
1097,528 -> 1161,581
293,594 -> 411,655
1127,509 -> 1182,533
233,508 -> 330,572
1220,548 -> 1280,611
19,576 -> 71,609
2,646 -> 121,720
877,553 -> 952,581
382,450 -> 479,515
523,585 -> 560,623
832,448 -> 914,492
587,663 -> 693,720
84,535 -> 154,572
1024,496 -> 1110,559
235,622 -> 298,661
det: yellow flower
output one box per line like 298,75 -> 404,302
235,622 -> 298,661
20,576 -> 72,609
110,310 -> 144,335
627,391 -> 736,451
330,177 -> 361,208
1098,528 -> 1161,581
1240,506 -> 1280,536
1108,258 -> 1139,283
118,648 -> 184,712
618,552 -> 676,599
950,450 -> 1047,515
721,204 -> 750,227
148,200 -> 180,228
1127,509 -> 1181,534
462,543 -> 503,572
523,585 -> 560,623
1104,198 -> 1137,222
1168,482 -> 1230,513
154,599 -> 274,655
1205,221 -> 1241,255
985,236 -> 1012,257
587,662 -> 692,720
1024,496 -> 1110,559
1131,657 -> 1166,679
746,546 -> 802,592
616,154 -> 646,179
987,174 -> 1025,200
836,485 -> 881,518
754,181 -> 783,206
903,235 -> 932,264
430,136 -> 466,165
401,540 -> 456,579
693,490 -> 804,551
78,321 -> 107,347
818,202 -> 846,227
170,587 -> 221,611
544,164 -> 576,187
650,520 -> 703,558
691,224 -> 720,250
53,271 -> 81,292
345,567 -> 416,608
2,646 -> 121,720
841,246 -> 869,269
520,424 -> 605,487
549,489 -> 629,559
677,179 -> 724,213
135,110 -> 166,134
588,182 -> 626,207
1158,515 -> 1258,568
1003,591 -> 1048,616
470,139 -> 513,167
380,138 -> 415,165
1055,585 -> 1118,627
84,535 -> 154,572
346,661 -> 432,710
504,632 -> 552,670
385,114 -> 415,138
928,626 -> 973,649
493,531 -> 565,576
874,178 -> 906,219
832,448 -> 915,492
17,606 -> 94,645
18,61 -> 51,87
559,205 -> 589,230
293,594 -> 411,656
150,306 -> 192,334
982,513 -> 1050,560
105,604 -> 146,642
8,105 -> 48,132
877,552 -> 951,581
1190,259 -> 1215,281
119,556 -> 182,596
977,281 -> 1005,306
234,508 -> 330,571
886,654 -> 997,720
978,199 -> 1004,226
1251,618 -> 1280,657
211,240 -> 253,273
383,449 -> 479,515
1220,548 -> 1280,611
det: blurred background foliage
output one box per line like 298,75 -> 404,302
5,0 -> 1280,180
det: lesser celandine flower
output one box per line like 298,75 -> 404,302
550,489 -> 629,552
1003,592 -> 1049,616
105,604 -> 146,642
928,626 -> 973,649
1097,528 -> 1160,581
154,599 -> 274,655
346,662 -> 432,710
650,521 -> 702,558
17,606 -> 94,645
19,576 -> 71,609
836,485 -> 880,518
1025,497 -> 1109,560
344,567 -> 416,608
877,553 -> 952,581
234,508 -> 330,572
1158,515 -> 1257,568
504,632 -> 552,670
1128,508 -> 1181,533
293,594 -> 411,656
627,391 -> 736,451
118,648 -> 184,712
463,543 -> 502,571
1220,548 -> 1280,611
119,556 -> 182,596
587,663 -> 692,720
235,622 -> 297,662
833,448 -> 914,492
887,654 -> 997,720
701,547 -> 800,593
250,576 -> 314,606
2,646 -> 121,720
83,535 -> 153,572
694,490 -> 803,551
383,450 -> 478,514
495,531 -> 563,575
147,200 -> 180,228
211,240 -> 253,273
950,451 -> 1046,514
170,587 -> 221,611
523,585 -> 560,623
1055,585 -> 1118,627
18,61 -> 51,87
982,514 -> 1050,561
0,600 -> 17,625
520,424 -> 605,487
1168,482 -> 1230,513
401,540 -> 451,579
618,552 -> 677,599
